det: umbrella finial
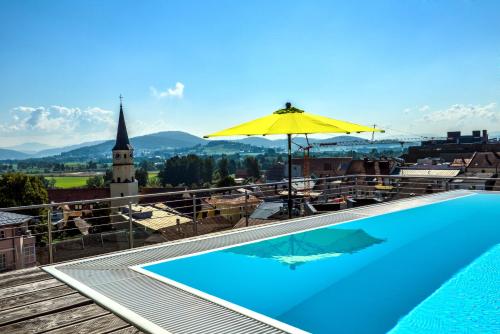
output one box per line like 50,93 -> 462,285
285,102 -> 292,109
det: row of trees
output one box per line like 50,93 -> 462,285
154,155 -> 262,188
158,155 -> 215,187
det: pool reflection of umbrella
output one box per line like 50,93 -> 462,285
204,103 -> 383,219
226,228 -> 384,270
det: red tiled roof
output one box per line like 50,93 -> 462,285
48,188 -> 110,203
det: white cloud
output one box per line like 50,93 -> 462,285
402,105 -> 430,114
391,102 -> 499,136
3,105 -> 114,133
150,82 -> 185,99
0,105 -> 116,145
418,105 -> 430,112
421,103 -> 498,124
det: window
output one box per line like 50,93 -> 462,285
115,153 -> 120,159
23,246 -> 36,266
124,154 -> 127,159
117,177 -> 121,183
0,253 -> 6,270
0,230 -> 5,239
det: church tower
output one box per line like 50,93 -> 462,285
110,97 -> 138,206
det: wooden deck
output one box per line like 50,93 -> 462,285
0,267 -> 143,334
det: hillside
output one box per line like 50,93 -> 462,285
0,148 -> 31,160
61,131 -> 206,158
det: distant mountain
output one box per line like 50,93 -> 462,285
7,142 -> 53,154
34,140 -> 106,157
61,131 -> 206,158
0,148 -> 31,160
130,131 -> 205,149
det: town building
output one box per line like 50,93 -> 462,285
264,162 -> 285,182
404,130 -> 500,163
284,157 -> 352,179
204,194 -> 261,223
0,211 -> 36,271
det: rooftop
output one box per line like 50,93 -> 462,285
0,211 -> 32,226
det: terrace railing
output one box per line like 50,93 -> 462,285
0,174 -> 499,273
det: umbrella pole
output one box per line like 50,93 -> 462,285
288,134 -> 292,219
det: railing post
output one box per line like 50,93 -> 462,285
354,176 -> 359,199
244,190 -> 249,227
47,207 -> 53,264
192,194 -> 198,235
128,202 -> 134,249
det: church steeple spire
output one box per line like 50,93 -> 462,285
113,95 -> 132,151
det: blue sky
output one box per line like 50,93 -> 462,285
0,0 -> 499,147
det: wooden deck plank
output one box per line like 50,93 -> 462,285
0,278 -> 64,299
0,285 -> 75,311
0,267 -> 43,282
0,268 -> 52,290
44,313 -> 130,334
0,293 -> 90,326
0,267 -> 141,334
0,303 -> 109,334
109,326 -> 145,334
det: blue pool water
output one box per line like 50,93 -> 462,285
142,194 -> 500,333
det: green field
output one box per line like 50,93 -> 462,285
51,176 -> 89,188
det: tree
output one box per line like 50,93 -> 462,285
41,176 -> 56,189
217,156 -> 229,179
86,175 -> 105,188
216,175 -> 236,187
244,156 -> 260,179
201,157 -> 214,184
87,160 -> 97,170
135,166 -> 149,187
0,173 -> 48,215
104,169 -> 113,185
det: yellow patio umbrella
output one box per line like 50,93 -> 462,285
205,102 -> 383,218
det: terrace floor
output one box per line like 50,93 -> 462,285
0,267 -> 141,334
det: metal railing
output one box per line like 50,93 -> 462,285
0,174 -> 499,272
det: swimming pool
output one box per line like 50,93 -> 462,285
44,191 -> 499,334
134,193 -> 500,333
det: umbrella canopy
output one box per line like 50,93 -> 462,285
206,103 -> 380,136
225,228 -> 384,269
205,103 -> 384,218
